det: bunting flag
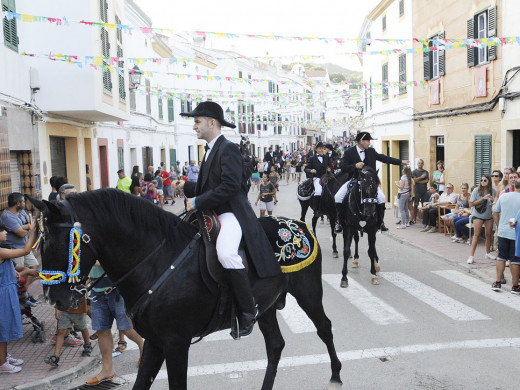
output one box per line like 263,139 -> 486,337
21,51 -> 427,87
4,11 -> 520,51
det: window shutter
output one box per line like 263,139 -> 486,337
474,135 -> 492,186
438,31 -> 446,76
167,98 -> 174,122
467,17 -> 476,67
488,6 -> 497,61
2,1 -> 10,47
3,0 -> 18,51
423,43 -> 431,80
158,98 -> 163,120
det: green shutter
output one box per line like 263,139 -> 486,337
158,97 -> 163,120
474,135 -> 492,186
3,0 -> 18,52
167,98 -> 174,122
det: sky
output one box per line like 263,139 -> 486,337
134,0 -> 381,71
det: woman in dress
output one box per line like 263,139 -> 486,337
442,182 -> 471,240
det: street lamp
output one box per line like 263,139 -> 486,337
129,65 -> 142,91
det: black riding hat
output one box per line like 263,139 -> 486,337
355,131 -> 376,142
179,101 -> 236,129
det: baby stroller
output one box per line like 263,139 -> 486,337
18,277 -> 45,343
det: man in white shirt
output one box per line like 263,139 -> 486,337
420,183 -> 458,233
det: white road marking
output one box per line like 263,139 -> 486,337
380,272 -> 490,321
278,294 -> 319,333
121,338 -> 520,381
433,270 -> 520,312
322,274 -> 409,325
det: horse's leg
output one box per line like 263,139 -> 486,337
291,291 -> 342,385
330,222 -> 338,258
352,231 -> 360,268
312,214 -> 319,235
300,200 -> 308,221
164,337 -> 191,390
341,229 -> 354,288
133,340 -> 164,390
368,231 -> 380,285
258,307 -> 285,390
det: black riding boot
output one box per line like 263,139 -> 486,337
378,203 -> 388,231
313,196 -> 322,217
334,202 -> 343,233
225,269 -> 257,340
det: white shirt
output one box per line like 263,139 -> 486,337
204,134 -> 222,161
356,146 -> 365,161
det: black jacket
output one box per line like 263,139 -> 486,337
340,145 -> 402,177
184,135 -> 281,278
305,154 -> 332,178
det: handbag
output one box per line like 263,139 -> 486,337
474,199 -> 488,214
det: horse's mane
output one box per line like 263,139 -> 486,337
65,189 -> 196,239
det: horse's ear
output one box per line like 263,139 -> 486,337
25,195 -> 61,216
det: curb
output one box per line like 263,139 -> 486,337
383,231 -> 494,283
13,357 -> 99,390
14,328 -> 120,390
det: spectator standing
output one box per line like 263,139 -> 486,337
251,171 -> 260,192
432,160 -> 446,195
160,168 -> 174,205
182,162 -> 189,178
491,179 -> 520,292
412,159 -> 430,224
269,165 -> 281,194
140,173 -> 156,202
44,297 -> 91,367
86,164 -> 93,191
0,193 -> 39,290
467,175 -> 496,264
48,176 -> 58,201
257,159 -> 265,178
492,170 -> 504,201
255,175 -> 276,216
499,170 -> 518,196
86,263 -> 143,385
186,160 -> 200,182
0,221 -> 36,374
154,170 -> 165,208
116,170 -> 132,194
295,157 -> 303,184
130,166 -> 141,196
395,166 -> 412,229
420,183 -> 458,233
263,146 -> 274,173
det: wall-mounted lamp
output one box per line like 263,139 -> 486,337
129,65 -> 142,91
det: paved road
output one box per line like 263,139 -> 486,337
64,179 -> 520,390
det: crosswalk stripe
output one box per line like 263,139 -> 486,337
433,270 -> 520,312
380,272 -> 490,321
121,337 -> 520,381
322,274 -> 409,325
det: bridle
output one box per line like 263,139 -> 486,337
349,169 -> 378,221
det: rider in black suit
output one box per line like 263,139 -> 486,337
334,132 -> 409,233
263,146 -> 275,173
178,101 -> 281,339
304,142 -> 332,216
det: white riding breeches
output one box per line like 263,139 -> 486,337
313,177 -> 323,196
215,212 -> 244,269
334,179 -> 386,204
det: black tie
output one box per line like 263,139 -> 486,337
204,144 -> 210,152
360,150 -> 364,154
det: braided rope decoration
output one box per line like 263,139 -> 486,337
39,270 -> 67,285
32,216 -> 46,251
67,227 -> 82,283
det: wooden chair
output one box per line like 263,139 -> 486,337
437,204 -> 457,233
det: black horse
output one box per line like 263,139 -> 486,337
28,189 -> 341,390
298,174 -> 359,262
339,167 -> 381,288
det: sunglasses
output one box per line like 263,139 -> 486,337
481,179 -> 488,182
504,167 -> 512,170
491,175 -> 499,177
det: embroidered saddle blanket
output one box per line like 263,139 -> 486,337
258,216 -> 318,273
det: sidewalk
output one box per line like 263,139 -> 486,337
5,200 -> 502,390
4,281 -> 99,390
384,207 -> 499,284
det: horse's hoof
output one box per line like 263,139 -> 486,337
371,276 -> 380,285
333,252 -> 338,258
352,259 -> 359,268
328,380 -> 343,389
375,263 -> 381,272
340,279 -> 349,288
